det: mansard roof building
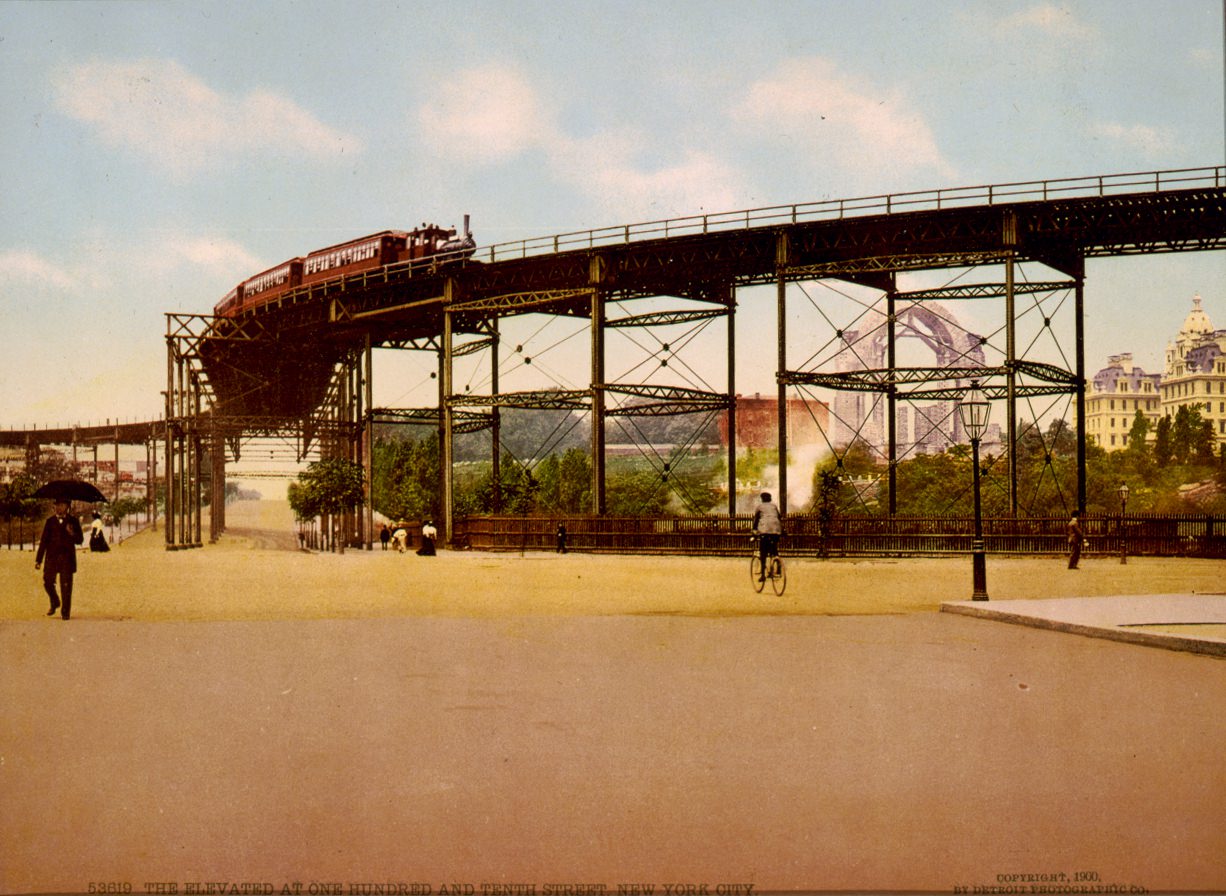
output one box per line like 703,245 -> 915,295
1161,294 -> 1226,444
1087,294 -> 1226,451
1085,353 -> 1161,450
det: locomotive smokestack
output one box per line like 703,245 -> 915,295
463,214 -> 470,237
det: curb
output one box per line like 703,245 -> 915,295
941,600 -> 1226,658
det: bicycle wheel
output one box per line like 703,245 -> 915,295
769,556 -> 787,596
750,556 -> 765,593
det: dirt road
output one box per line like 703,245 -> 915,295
2,501 -> 1223,894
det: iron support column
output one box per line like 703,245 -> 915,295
491,318 -> 502,513
1006,255 -> 1018,516
147,435 -> 156,532
886,285 -> 898,515
192,372 -> 203,547
364,334 -> 374,549
727,283 -> 737,518
178,358 -> 189,547
164,338 -> 175,548
1075,274 -> 1087,513
208,414 -> 222,542
775,234 -> 789,513
1004,219 -> 1019,516
441,279 -> 455,543
590,259 -> 607,515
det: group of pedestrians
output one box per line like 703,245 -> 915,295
378,521 -> 437,556
31,495 -> 1098,622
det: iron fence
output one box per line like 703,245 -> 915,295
453,512 -> 1226,559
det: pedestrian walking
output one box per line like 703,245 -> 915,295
1067,510 -> 1084,569
556,523 -> 568,554
417,520 -> 437,556
379,523 -> 390,551
392,523 -> 408,553
35,499 -> 84,619
89,511 -> 109,552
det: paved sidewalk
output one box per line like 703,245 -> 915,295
943,593 -> 1226,656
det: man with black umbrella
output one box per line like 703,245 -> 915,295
35,498 -> 84,619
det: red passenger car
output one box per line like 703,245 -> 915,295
213,218 -> 475,318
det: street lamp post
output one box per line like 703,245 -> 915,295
1118,482 -> 1130,565
959,381 -> 991,601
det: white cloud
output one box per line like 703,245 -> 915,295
155,235 -> 264,280
552,132 -> 745,220
1089,121 -> 1179,159
0,248 -> 79,291
729,57 -> 956,185
418,64 -> 550,164
51,58 -> 363,177
998,4 -> 1098,41
417,62 -> 746,219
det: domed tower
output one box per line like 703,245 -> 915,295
1160,294 -> 1226,450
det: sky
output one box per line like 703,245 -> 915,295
1,0 -> 1223,435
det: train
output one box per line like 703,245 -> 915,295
214,216 -> 476,317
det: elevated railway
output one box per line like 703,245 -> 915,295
106,167 -> 1226,546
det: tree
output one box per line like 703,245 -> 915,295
1153,416 -> 1173,466
292,457 -> 365,552
1171,405 -> 1203,465
372,432 -> 440,522
557,448 -> 592,513
812,468 -> 841,557
0,472 -> 41,521
24,449 -> 77,489
1126,409 -> 1150,455
106,496 -> 146,528
1194,419 -> 1216,466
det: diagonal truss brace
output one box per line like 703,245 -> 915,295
604,383 -> 732,417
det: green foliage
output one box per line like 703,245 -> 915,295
811,411 -> 1224,518
0,473 -> 42,520
290,456 -> 365,521
372,433 -> 440,521
106,496 -> 146,525
27,449 -> 76,483
535,448 -> 592,513
605,457 -> 669,515
813,468 -> 841,557
366,407 -> 1225,521
1153,416 -> 1173,466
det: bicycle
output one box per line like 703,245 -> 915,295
750,534 -> 787,596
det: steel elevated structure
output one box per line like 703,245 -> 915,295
163,166 -> 1226,549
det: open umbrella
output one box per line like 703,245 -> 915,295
32,479 -> 108,503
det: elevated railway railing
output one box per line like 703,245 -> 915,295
471,165 -> 1226,262
454,512 -> 1226,559
275,164 -> 1226,297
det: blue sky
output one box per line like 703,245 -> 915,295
1,0 -> 1223,429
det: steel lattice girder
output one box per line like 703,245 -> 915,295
895,280 -> 1074,301
784,360 -> 1076,393
605,307 -> 729,328
447,287 -> 594,315
371,408 -> 492,433
605,384 -> 731,416
448,389 -> 592,411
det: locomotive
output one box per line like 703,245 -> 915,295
214,216 -> 476,317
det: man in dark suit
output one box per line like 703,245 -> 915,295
35,499 -> 84,619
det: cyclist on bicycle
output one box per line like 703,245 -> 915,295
752,491 -> 784,582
